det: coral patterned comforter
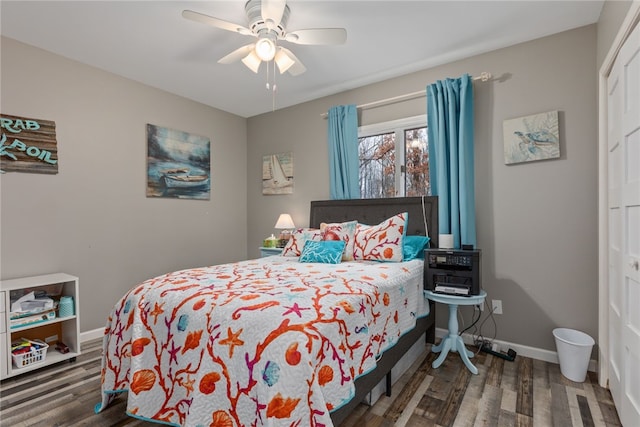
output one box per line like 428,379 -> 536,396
96,256 -> 428,426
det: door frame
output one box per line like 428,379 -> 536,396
598,0 -> 640,388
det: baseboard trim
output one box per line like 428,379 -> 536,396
81,326 -> 597,373
435,327 -> 598,373
81,327 -> 105,343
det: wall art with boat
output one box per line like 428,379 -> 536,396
146,124 -> 211,200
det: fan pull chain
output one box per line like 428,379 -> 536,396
263,60 -> 277,111
271,60 -> 277,111
266,60 -> 271,91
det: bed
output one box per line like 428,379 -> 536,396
96,196 -> 438,426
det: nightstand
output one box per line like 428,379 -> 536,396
423,290 -> 487,374
259,247 -> 283,257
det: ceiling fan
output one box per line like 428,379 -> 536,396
182,0 -> 347,77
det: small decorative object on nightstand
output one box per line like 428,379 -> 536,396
263,234 -> 278,248
260,247 -> 283,257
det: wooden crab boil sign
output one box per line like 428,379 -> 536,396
0,114 -> 58,174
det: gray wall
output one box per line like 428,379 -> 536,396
0,37 -> 248,332
247,25 -> 598,352
597,0 -> 633,69
1,2 -> 630,353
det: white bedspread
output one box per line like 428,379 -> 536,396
97,256 -> 428,426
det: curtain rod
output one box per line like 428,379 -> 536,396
321,71 -> 492,119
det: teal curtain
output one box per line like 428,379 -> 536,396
427,74 -> 476,248
327,104 -> 359,199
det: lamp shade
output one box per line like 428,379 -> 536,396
241,50 -> 262,73
275,48 -> 295,74
275,213 -> 295,229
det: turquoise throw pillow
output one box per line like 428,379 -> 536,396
403,235 -> 431,261
299,240 -> 346,264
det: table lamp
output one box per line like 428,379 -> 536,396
275,213 -> 295,248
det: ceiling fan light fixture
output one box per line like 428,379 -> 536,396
274,49 -> 295,74
255,37 -> 276,61
241,50 -> 262,73
184,1 -> 344,84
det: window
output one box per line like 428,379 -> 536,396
358,115 -> 429,198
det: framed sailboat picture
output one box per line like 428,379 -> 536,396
262,152 -> 293,195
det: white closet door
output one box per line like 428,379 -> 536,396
607,39 -> 623,415
608,19 -> 640,427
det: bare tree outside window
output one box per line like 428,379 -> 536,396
359,132 -> 395,198
405,127 -> 429,196
358,118 -> 429,198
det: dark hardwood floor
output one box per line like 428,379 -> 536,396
0,338 -> 621,427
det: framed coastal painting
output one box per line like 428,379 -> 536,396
503,110 -> 560,165
146,124 -> 211,200
262,152 -> 293,195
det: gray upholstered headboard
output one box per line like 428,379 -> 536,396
309,196 -> 439,248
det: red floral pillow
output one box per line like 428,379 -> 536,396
353,213 -> 407,262
320,220 -> 357,261
281,228 -> 323,257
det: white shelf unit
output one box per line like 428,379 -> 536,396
0,273 -> 80,379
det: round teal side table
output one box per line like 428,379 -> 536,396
423,290 -> 487,374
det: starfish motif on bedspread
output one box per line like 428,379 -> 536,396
168,340 -> 181,365
149,302 -> 165,324
220,327 -> 244,358
282,302 -> 309,317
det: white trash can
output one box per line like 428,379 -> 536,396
553,328 -> 595,382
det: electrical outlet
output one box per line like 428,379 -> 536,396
492,299 -> 503,314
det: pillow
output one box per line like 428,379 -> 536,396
281,228 -> 323,257
403,235 -> 431,261
299,240 -> 346,264
353,212 -> 408,262
320,220 -> 357,261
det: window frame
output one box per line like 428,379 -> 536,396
358,114 -> 427,197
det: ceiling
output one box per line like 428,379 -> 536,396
1,1 -> 604,118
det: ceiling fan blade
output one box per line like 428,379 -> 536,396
285,28 -> 347,45
261,0 -> 286,28
218,44 -> 256,64
278,47 -> 306,76
182,10 -> 252,36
